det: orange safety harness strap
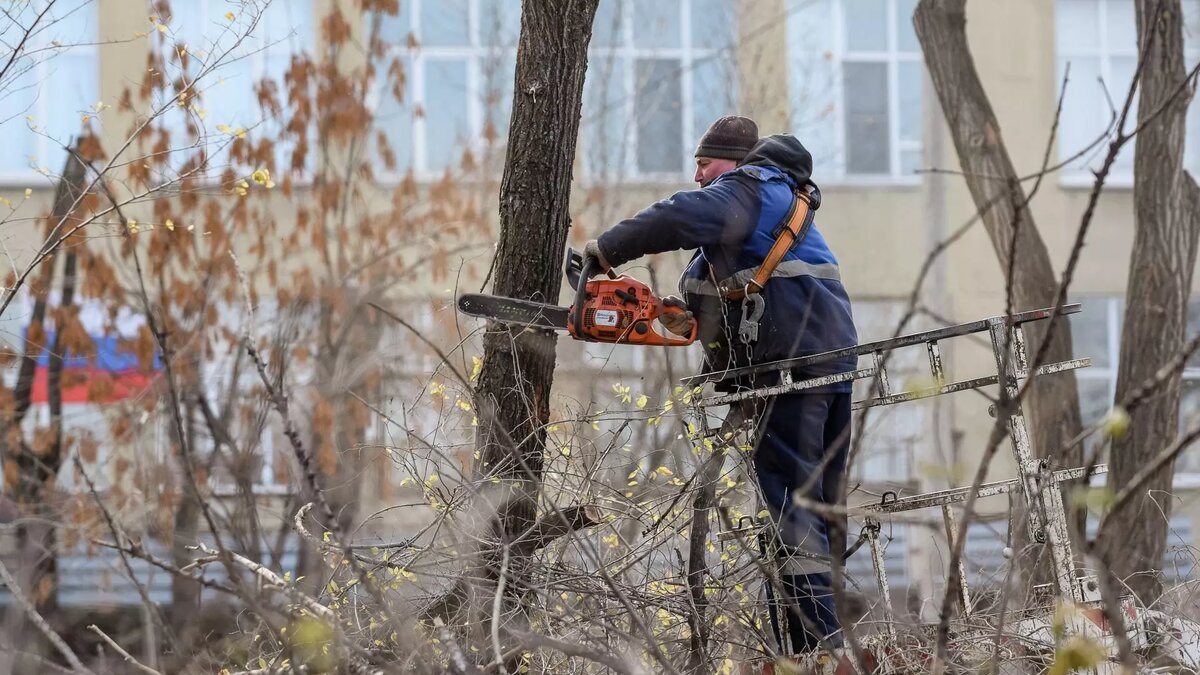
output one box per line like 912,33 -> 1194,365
723,185 -> 817,302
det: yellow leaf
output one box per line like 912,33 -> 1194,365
164,218 -> 175,231
560,446 -> 570,457
471,356 -> 483,381
224,11 -> 235,20
157,23 -> 167,33
636,394 -> 649,409
1048,636 -> 1106,675
252,168 -> 271,185
23,188 -> 31,199
1102,406 -> 1130,440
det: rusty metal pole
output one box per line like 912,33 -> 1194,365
940,504 -> 972,616
987,319 -> 1080,603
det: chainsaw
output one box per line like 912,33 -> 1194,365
457,249 -> 697,347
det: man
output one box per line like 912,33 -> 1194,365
584,116 -> 858,654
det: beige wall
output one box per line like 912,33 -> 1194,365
6,0 -> 1196,587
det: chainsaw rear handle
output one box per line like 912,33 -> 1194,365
650,301 -> 698,346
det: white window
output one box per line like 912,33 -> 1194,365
0,1 -> 98,184
371,0 -> 519,177
582,0 -> 738,181
787,0 -> 924,182
160,1 -> 312,176
849,301 -> 929,484
1072,297 -> 1200,481
1055,0 -> 1200,185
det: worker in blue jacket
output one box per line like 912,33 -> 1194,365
584,116 -> 858,654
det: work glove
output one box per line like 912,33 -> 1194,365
583,239 -> 612,272
660,295 -> 696,337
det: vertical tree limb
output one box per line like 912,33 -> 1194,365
469,0 -> 599,664
1101,0 -> 1200,603
913,0 -> 1084,587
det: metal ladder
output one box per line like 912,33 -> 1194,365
699,304 -> 1098,637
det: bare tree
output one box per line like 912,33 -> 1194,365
913,0 -> 1084,582
0,137 -> 96,669
469,0 -> 601,662
1099,0 -> 1200,603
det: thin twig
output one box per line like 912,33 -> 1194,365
87,625 -> 163,675
0,558 -> 93,674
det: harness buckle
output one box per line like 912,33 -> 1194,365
739,289 -> 765,344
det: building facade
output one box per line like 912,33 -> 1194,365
3,0 -> 1200,609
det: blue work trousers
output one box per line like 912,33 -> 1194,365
752,391 -> 852,654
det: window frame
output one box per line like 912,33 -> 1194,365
1055,0 -> 1200,188
0,1 -> 100,186
156,0 -> 314,182
786,0 -> 924,186
1073,295 -> 1200,485
370,0 -> 518,182
579,0 -> 738,184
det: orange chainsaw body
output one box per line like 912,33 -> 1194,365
568,275 -> 697,347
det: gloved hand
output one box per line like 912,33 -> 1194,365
660,295 -> 696,337
583,239 -> 612,272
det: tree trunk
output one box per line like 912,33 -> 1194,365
171,401 -> 201,649
1100,0 -> 1200,603
469,0 -> 598,661
475,0 -> 597,553
913,0 -> 1084,583
2,141 -> 88,668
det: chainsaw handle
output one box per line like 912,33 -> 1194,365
649,301 -> 698,346
573,254 -> 600,341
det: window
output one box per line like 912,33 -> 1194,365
787,0 -> 924,181
0,1 -> 97,183
1072,297 -> 1200,479
849,301 -> 931,484
160,1 -> 312,176
1055,0 -> 1200,184
582,0 -> 738,180
371,0 -> 519,177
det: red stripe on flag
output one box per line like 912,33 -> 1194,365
30,367 -> 155,404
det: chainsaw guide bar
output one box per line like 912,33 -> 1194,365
457,293 -> 569,331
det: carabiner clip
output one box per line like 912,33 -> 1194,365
739,288 -> 765,344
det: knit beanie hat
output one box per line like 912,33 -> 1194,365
694,115 -> 759,161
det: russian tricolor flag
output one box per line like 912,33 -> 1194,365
28,332 -> 159,404
6,299 -> 162,406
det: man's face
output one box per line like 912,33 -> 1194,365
694,156 -> 737,188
